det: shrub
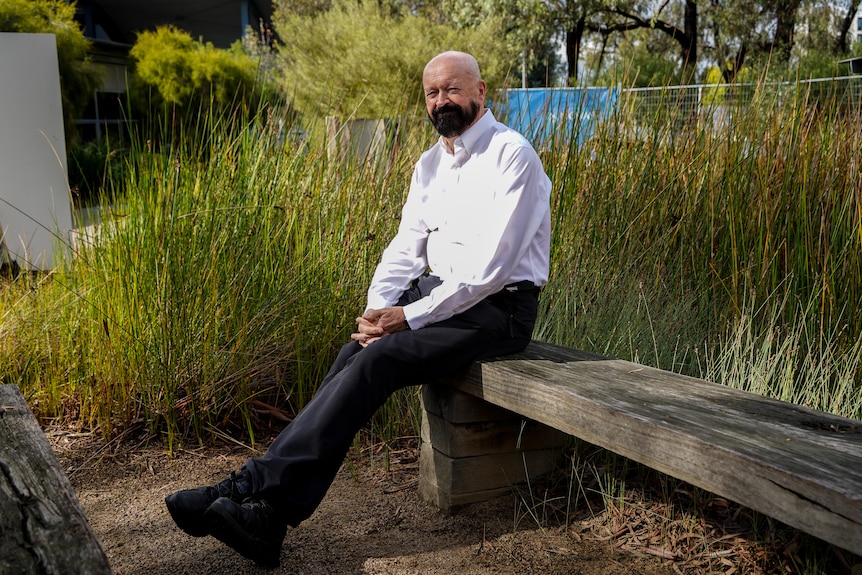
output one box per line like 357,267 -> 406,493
128,26 -> 262,116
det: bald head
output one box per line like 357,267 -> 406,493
423,51 -> 482,84
423,51 -> 487,141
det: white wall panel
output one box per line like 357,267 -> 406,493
0,33 -> 73,271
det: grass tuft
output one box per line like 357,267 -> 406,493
1,81 -> 860,452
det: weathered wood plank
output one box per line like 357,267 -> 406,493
441,340 -> 862,556
421,407 -> 568,458
0,385 -> 111,575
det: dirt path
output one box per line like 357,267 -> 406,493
51,431 -> 673,575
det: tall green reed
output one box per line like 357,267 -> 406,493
537,80 -> 862,418
1,79 -> 860,451
1,101 -> 424,449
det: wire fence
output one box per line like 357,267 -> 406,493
500,75 -> 861,149
616,75 -> 862,136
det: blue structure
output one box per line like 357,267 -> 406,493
499,88 -> 618,148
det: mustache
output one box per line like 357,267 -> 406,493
432,104 -> 461,118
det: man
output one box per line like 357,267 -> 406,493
165,50 -> 552,568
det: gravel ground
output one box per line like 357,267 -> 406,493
51,430 -> 674,575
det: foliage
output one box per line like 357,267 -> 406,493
563,0 -> 859,90
0,0 -> 101,145
792,47 -> 850,79
443,0 -> 557,81
67,139 -> 126,207
128,26 -> 263,115
238,21 -> 282,102
592,29 -> 683,87
1,77 -> 861,452
595,0 -> 826,86
272,0 -> 518,119
524,37 -> 567,87
0,106 -> 417,448
700,65 -> 757,104
700,67 -> 727,103
536,81 -> 862,421
701,0 -> 766,70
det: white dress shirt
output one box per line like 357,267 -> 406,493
365,110 -> 551,330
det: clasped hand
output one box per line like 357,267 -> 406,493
351,307 -> 408,347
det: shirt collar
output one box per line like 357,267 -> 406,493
439,109 -> 495,156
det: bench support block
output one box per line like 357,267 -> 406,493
419,383 -> 567,513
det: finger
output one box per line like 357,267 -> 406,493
379,316 -> 406,334
359,323 -> 384,336
350,332 -> 374,344
363,309 -> 383,321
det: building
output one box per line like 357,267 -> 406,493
72,0 -> 274,141
75,0 -> 273,50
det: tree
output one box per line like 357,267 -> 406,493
541,0 -> 608,84
603,0 -> 699,81
272,0 -> 518,119
592,27 -> 685,86
526,37 -> 566,86
835,0 -> 862,54
445,0 -> 557,86
0,0 -> 101,144
564,9 -> 587,83
701,0 -> 758,82
687,0 -> 851,83
769,0 -> 802,63
129,26 -> 261,114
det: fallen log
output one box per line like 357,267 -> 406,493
0,384 -> 111,575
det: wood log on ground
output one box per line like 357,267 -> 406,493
0,384 -> 111,575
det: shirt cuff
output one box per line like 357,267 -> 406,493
402,299 -> 430,330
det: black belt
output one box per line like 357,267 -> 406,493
502,280 -> 541,295
416,273 -> 541,296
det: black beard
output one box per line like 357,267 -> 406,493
430,101 -> 480,138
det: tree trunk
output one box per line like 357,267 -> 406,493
722,44 -> 748,83
0,385 -> 112,575
835,0 -> 862,55
594,32 -> 610,85
771,0 -> 801,62
680,0 -> 698,81
566,16 -> 586,85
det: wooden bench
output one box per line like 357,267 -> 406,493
0,384 -> 111,575
419,340 -> 862,557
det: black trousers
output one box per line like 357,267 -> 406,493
243,275 -> 539,526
